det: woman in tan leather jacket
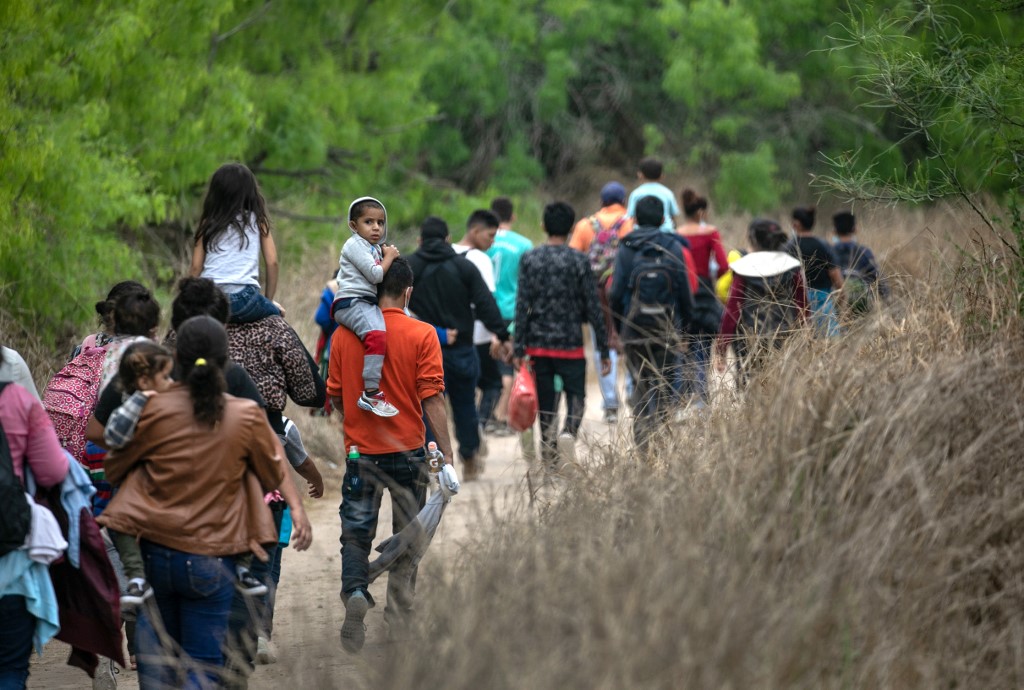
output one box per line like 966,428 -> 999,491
98,315 -> 312,689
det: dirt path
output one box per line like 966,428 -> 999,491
28,372 -> 620,689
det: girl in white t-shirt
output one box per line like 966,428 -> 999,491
190,163 -> 283,323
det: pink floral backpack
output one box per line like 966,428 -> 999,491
42,345 -> 107,465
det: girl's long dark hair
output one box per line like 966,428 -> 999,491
194,163 -> 270,253
174,316 -> 228,427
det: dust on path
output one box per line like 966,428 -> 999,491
28,375 -> 621,689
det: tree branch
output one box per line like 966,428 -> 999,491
209,2 -> 273,67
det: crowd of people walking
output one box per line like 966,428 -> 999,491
0,157 -> 887,688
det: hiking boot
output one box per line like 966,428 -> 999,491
92,657 -> 118,690
556,432 -> 577,466
340,590 -> 370,653
236,568 -> 269,597
120,578 -> 153,608
603,408 -> 619,424
357,390 -> 399,417
256,636 -> 277,665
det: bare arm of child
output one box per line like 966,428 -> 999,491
189,241 -> 206,278
261,230 -> 279,301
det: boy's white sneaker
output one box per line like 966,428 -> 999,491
358,391 -> 399,417
556,432 -> 576,466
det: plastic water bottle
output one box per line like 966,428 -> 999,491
427,441 -> 443,473
346,445 -> 362,493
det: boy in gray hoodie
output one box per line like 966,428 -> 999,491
332,196 -> 401,417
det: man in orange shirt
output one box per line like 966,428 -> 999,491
327,257 -> 453,653
568,181 -> 633,422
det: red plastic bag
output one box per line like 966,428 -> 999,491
507,361 -> 538,432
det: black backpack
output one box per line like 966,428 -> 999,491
0,382 -> 32,556
623,241 -> 682,343
738,268 -> 801,345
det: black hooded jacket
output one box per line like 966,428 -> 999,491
408,238 -> 509,347
608,226 -> 696,339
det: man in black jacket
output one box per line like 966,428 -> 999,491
408,216 -> 511,479
514,202 -> 611,471
609,195 -> 696,451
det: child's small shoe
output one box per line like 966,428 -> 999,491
236,567 -> 269,597
121,578 -> 154,608
357,390 -> 399,417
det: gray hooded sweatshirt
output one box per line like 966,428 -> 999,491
336,196 -> 388,302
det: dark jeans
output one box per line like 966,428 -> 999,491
340,450 -> 428,627
439,345 -> 480,461
0,595 -> 33,690
223,503 -> 284,688
532,357 -> 586,464
136,541 -> 236,690
683,334 -> 712,405
476,343 -> 503,424
625,343 -> 676,450
228,286 -> 280,324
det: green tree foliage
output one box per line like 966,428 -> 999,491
4,0 -> 1021,344
818,1 -> 1024,262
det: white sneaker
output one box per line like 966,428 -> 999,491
357,391 -> 399,417
256,636 -> 278,665
556,432 -> 576,466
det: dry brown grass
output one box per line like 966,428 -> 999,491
8,198 -> 1023,688
368,208 -> 1024,689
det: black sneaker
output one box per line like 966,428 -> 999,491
340,590 -> 369,653
120,579 -> 153,608
236,569 -> 269,597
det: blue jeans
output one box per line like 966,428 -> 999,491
136,542 -> 236,690
683,335 -> 712,405
590,328 -> 619,411
340,450 -> 428,626
223,504 -> 283,684
807,288 -> 840,338
228,285 -> 280,324
435,345 -> 480,461
0,595 -> 33,690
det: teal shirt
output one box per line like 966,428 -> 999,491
626,182 -> 679,233
487,228 -> 533,320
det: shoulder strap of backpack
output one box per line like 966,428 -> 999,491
609,214 -> 628,234
0,382 -> 16,484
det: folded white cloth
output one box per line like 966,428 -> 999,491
439,464 -> 460,500
23,494 -> 68,565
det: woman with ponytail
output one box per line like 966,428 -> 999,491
716,219 -> 809,385
97,315 -> 312,689
677,189 -> 728,404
